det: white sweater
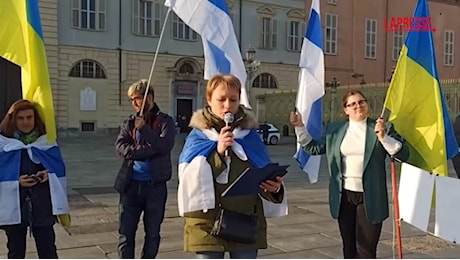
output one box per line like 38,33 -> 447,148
295,118 -> 402,192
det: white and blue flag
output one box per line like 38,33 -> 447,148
0,135 -> 69,225
177,127 -> 287,217
164,0 -> 250,108
294,0 -> 324,184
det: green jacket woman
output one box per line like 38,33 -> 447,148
290,90 -> 409,259
177,74 -> 286,259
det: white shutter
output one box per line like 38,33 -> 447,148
272,18 -> 277,49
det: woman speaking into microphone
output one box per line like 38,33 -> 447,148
177,74 -> 286,259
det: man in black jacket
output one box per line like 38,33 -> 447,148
114,79 -> 175,258
452,114 -> 460,178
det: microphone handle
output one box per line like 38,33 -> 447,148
224,122 -> 231,157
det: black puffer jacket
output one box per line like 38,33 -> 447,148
452,115 -> 460,178
114,104 -> 176,193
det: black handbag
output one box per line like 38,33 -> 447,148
210,205 -> 258,244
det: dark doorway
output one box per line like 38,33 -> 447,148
176,99 -> 193,133
0,57 -> 22,118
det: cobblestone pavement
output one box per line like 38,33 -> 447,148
1,133 -> 459,258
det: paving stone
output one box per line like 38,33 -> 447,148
56,246 -> 106,259
157,250 -> 195,259
425,246 -> 460,258
257,246 -> 285,256
260,249 -> 331,259
402,252 -> 434,258
314,245 -> 346,258
268,233 -> 341,252
268,221 -> 337,238
267,212 -> 331,226
55,232 -> 118,249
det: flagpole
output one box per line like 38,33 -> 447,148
140,8 -> 172,116
390,156 -> 403,259
379,106 -> 403,258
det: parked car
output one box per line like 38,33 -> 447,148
256,123 -> 281,145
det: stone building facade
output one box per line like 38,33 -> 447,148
31,0 -> 460,134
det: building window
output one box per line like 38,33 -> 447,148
444,30 -> 454,66
365,19 -> 377,59
393,26 -> 405,61
69,60 -> 106,78
179,63 -> 194,74
72,0 -> 106,31
252,73 -> 278,89
172,14 -> 197,41
325,13 -> 337,55
327,0 -> 337,4
287,21 -> 305,52
133,0 -> 161,36
259,17 -> 277,49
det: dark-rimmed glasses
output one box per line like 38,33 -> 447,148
346,99 -> 367,108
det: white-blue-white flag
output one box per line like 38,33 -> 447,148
293,0 -> 324,184
164,0 -> 250,108
0,135 -> 69,225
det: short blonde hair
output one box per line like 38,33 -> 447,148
127,79 -> 154,97
206,74 -> 241,101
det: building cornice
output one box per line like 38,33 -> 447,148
429,0 -> 460,6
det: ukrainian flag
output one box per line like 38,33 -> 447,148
0,0 -> 56,142
384,0 -> 458,176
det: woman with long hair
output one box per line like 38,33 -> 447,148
0,99 -> 64,259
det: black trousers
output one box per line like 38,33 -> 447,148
5,225 -> 57,259
338,189 -> 382,259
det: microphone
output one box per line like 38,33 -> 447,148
224,112 -> 234,157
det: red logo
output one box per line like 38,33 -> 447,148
384,17 -> 436,32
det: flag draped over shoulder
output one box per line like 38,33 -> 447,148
0,135 -> 69,226
384,0 -> 458,176
164,0 -> 250,108
293,0 -> 324,183
177,128 -> 290,217
0,0 -> 56,142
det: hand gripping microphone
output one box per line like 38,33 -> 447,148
224,112 -> 234,157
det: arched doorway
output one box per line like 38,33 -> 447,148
170,58 -> 203,133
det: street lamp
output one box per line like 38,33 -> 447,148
328,76 -> 340,121
245,45 -> 260,105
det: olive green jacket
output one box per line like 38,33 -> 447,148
303,118 -> 409,224
182,108 -> 284,252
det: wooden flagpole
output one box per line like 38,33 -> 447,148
390,157 -> 403,259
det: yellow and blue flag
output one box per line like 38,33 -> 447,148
0,0 -> 56,142
384,0 -> 458,176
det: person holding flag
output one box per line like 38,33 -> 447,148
290,90 -> 409,258
114,79 -> 176,259
0,100 -> 69,259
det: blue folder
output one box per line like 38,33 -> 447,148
222,163 -> 289,197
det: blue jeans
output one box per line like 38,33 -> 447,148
118,181 -> 167,259
196,250 -> 258,259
